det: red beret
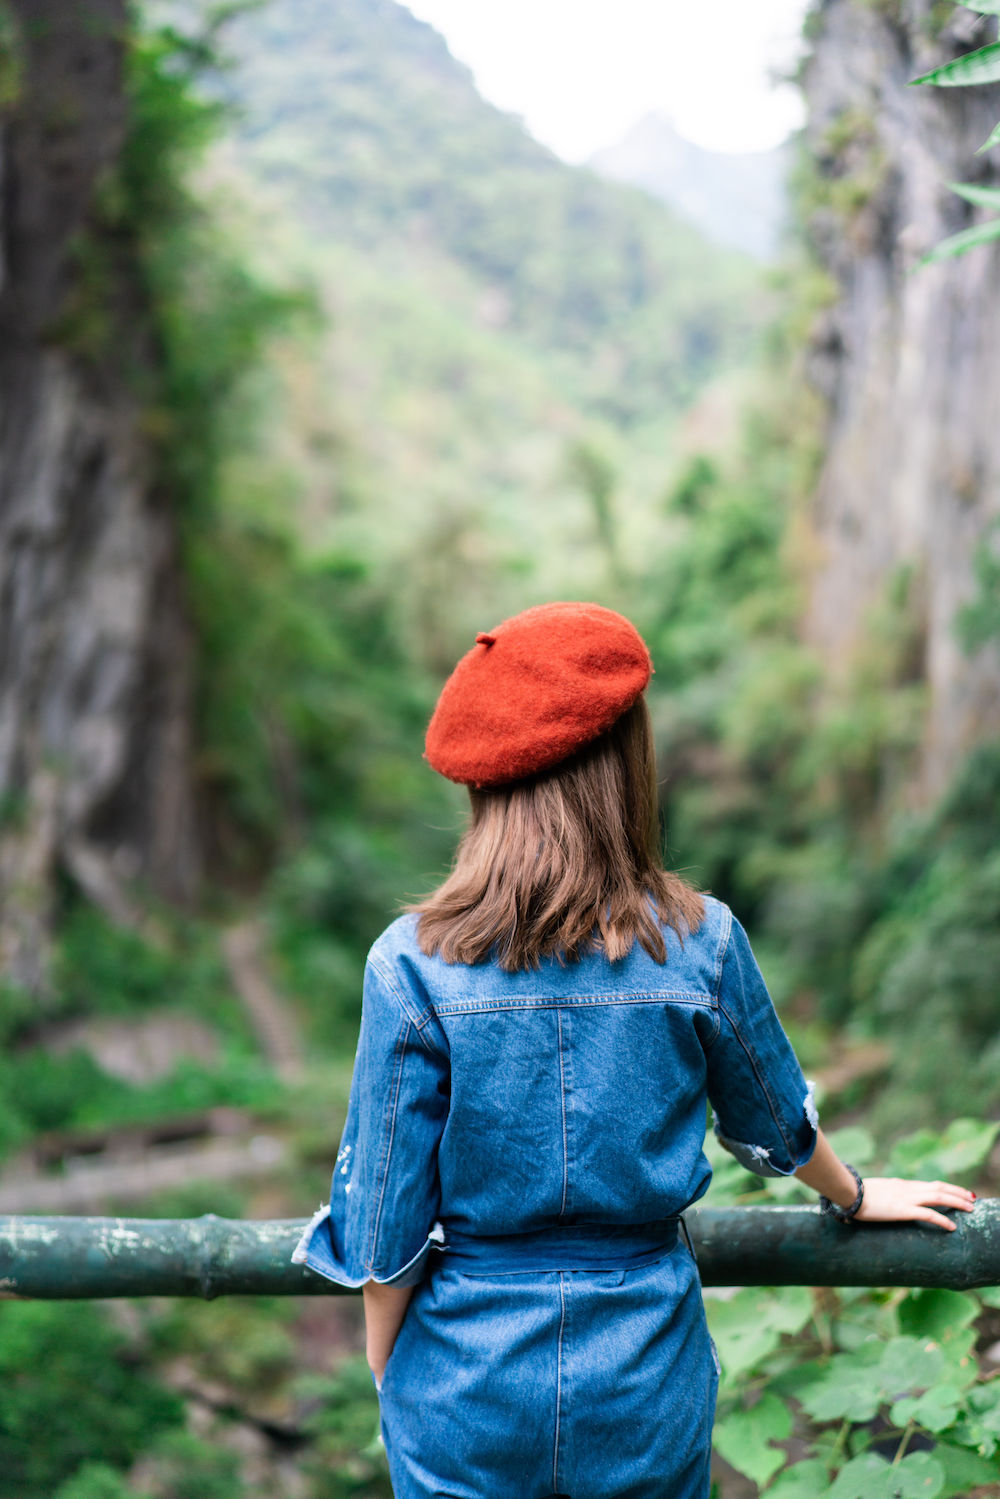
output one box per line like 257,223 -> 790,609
425,602 -> 653,788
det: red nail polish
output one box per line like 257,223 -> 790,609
971,1192 -> 977,1201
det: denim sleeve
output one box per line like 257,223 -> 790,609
706,912 -> 818,1178
291,956 -> 449,1287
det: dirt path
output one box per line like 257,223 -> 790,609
221,919 -> 306,1085
0,1132 -> 286,1214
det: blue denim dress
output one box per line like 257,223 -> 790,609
292,896 -> 817,1499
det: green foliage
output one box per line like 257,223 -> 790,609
713,1392 -> 792,1487
52,1464 -> 143,1499
0,902 -> 284,1159
917,213 -> 1000,262
648,405 -> 998,1118
0,1302 -> 182,1496
133,1430 -> 242,1499
791,104 -> 891,228
225,0 -> 762,427
0,1044 -> 281,1145
0,0 -> 23,108
148,1296 -> 298,1400
977,117 -> 1000,151
7,3 -> 999,1495
294,1356 -> 393,1498
957,520 -> 1000,649
845,749 -> 1000,1120
910,8 -> 1000,261
884,1119 -> 1000,1179
910,39 -> 1000,85
710,1286 -> 815,1379
827,1452 -> 945,1498
706,1120 -> 1000,1496
99,18 -> 308,520
51,903 -> 235,1024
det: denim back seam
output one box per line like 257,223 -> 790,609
554,1275 -> 567,1492
556,1009 -> 569,1217
716,998 -> 796,1159
366,1011 -> 411,1274
710,905 -> 797,1157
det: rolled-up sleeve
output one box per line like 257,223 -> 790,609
291,955 -> 450,1287
706,912 -> 818,1178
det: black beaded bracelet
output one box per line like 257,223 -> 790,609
819,1163 -> 864,1223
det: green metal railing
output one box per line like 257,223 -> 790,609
2,1203 -> 998,1299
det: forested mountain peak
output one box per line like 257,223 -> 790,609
223,0 -> 762,422
590,112 -> 789,261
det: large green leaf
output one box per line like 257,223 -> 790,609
882,1453 -> 945,1499
975,118 -> 1000,152
948,1379 -> 1000,1458
766,1459 -> 832,1497
962,0 -> 1000,13
827,1451 -> 944,1499
897,1289 -> 980,1387
919,216 -> 1000,264
898,1287 -> 978,1342
933,1438 -> 1000,1495
799,1337 -> 947,1424
798,1344 -> 885,1424
948,179 -> 1000,209
884,1117 -> 1000,1176
706,1285 -> 813,1381
713,1392 -> 792,1487
890,1383 -> 965,1433
910,41 -> 1000,87
826,1124 -> 877,1168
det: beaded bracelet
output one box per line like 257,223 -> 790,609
818,1163 -> 864,1223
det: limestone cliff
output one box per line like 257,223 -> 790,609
801,0 -> 1000,796
0,0 -> 201,993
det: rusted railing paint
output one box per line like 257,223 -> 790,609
1,1203 -> 998,1300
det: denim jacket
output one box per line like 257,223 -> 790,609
292,895 -> 818,1287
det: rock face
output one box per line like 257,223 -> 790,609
801,0 -> 1000,796
0,0 -> 201,993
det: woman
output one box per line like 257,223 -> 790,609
293,601 -> 975,1499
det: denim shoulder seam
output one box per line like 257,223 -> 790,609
713,904 -> 734,1004
366,1011 -> 411,1274
367,956 -> 443,1056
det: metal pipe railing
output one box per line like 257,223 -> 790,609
1,1203 -> 998,1298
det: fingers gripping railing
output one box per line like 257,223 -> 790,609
1,1204 -> 998,1299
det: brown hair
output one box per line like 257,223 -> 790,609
412,697 -> 704,970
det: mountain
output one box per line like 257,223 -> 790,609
221,0 -> 764,426
589,114 -> 789,261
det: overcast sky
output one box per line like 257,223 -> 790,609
404,0 -> 812,161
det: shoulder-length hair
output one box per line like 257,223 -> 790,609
411,697 -> 704,971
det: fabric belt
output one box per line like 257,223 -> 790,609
438,1217 -> 682,1273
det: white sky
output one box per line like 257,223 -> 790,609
404,0 -> 812,160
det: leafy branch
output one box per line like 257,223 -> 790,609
909,2 -> 1000,262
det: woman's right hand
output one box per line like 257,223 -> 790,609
855,1177 -> 976,1231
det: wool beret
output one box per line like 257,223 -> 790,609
425,601 -> 653,788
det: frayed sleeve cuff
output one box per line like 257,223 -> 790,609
290,1204 -> 447,1288
712,1078 -> 819,1178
